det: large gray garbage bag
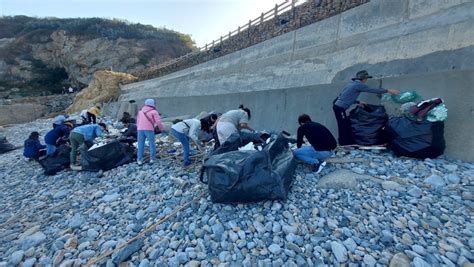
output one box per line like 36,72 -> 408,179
200,133 -> 296,204
384,117 -> 445,159
349,104 -> 388,145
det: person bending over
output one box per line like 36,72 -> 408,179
294,114 -> 337,173
171,118 -> 206,167
69,123 -> 107,170
216,105 -> 253,144
333,70 -> 399,145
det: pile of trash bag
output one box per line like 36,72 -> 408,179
39,145 -> 71,175
80,140 -> 134,172
210,131 -> 264,156
349,104 -> 388,145
384,117 -> 445,159
200,132 -> 296,204
383,96 -> 447,159
0,134 -> 16,154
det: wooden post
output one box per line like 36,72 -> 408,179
291,0 -> 296,18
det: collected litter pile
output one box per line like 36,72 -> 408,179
0,133 -> 16,154
349,92 -> 448,159
201,132 -> 296,203
0,116 -> 473,266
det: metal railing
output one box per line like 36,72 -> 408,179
152,0 -> 304,71
140,0 -> 369,79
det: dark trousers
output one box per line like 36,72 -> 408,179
333,104 -> 354,145
87,112 -> 97,124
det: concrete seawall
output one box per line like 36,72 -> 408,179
114,0 -> 474,161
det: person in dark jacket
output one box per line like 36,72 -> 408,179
44,121 -> 73,155
333,70 -> 400,145
23,132 -> 46,160
118,120 -> 138,146
294,114 -> 337,173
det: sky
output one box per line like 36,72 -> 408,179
0,0 -> 288,47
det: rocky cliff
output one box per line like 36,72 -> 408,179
0,16 -> 194,97
67,70 -> 137,113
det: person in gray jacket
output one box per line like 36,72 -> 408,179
333,70 -> 399,145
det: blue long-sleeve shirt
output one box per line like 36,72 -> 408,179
334,80 -> 387,110
23,138 -> 46,158
44,124 -> 70,145
72,124 -> 103,141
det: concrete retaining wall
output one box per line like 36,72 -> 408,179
115,0 -> 474,161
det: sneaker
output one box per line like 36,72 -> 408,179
312,161 -> 327,174
70,164 -> 82,171
149,160 -> 154,164
137,160 -> 143,166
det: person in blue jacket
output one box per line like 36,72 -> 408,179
23,132 -> 46,160
69,123 -> 107,170
44,120 -> 73,156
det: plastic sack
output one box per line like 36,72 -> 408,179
211,131 -> 264,156
349,104 -> 388,145
384,117 -> 445,159
39,145 -> 71,175
382,91 -> 420,104
200,133 -> 296,204
80,140 -> 134,172
426,103 -> 448,122
0,136 -> 16,154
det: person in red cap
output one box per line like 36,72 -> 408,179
333,70 -> 399,145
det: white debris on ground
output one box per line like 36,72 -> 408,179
0,118 -> 473,266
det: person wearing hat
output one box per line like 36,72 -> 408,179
136,99 -> 165,165
23,131 -> 47,160
87,104 -> 101,124
52,115 -> 66,127
333,70 -> 400,145
44,120 -> 74,155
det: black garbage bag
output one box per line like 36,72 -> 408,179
349,104 -> 388,145
39,145 -> 71,175
211,131 -> 264,156
80,140 -> 134,172
0,136 -> 16,154
384,117 -> 445,159
200,133 -> 296,203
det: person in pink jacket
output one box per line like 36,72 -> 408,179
136,99 -> 165,165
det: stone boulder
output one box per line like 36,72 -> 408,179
67,70 -> 137,113
0,103 -> 47,125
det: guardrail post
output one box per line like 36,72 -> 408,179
274,4 -> 278,20
229,31 -> 231,39
238,26 -> 241,34
260,12 -> 264,24
292,0 -> 296,17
